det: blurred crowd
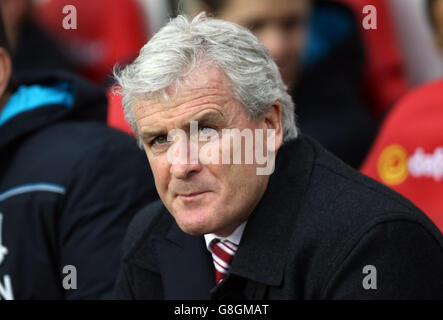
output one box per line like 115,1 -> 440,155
6,0 -> 442,161
0,0 -> 442,299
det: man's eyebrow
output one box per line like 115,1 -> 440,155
141,128 -> 166,140
189,111 -> 226,126
140,112 -> 227,139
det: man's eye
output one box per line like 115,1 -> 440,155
153,135 -> 168,145
199,126 -> 216,135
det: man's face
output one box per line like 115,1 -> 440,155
134,64 -> 282,236
217,0 -> 311,85
434,0 -> 443,60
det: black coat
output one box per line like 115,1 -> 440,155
0,72 -> 158,299
114,135 -> 443,299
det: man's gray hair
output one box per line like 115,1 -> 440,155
114,13 -> 298,142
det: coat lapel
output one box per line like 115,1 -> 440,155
153,222 -> 215,299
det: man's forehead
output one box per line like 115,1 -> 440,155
174,63 -> 231,92
133,64 -> 235,119
133,86 -> 234,119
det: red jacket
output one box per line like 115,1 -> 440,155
361,79 -> 443,232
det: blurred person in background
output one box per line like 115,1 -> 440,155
1,0 -> 74,75
0,9 -> 158,299
186,0 -> 377,169
337,0 -> 411,118
360,0 -> 443,232
429,0 -> 443,58
388,0 -> 443,86
33,0 -> 148,86
187,0 -> 310,85
26,0 -> 151,135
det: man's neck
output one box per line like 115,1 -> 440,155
204,221 -> 247,252
214,221 -> 244,238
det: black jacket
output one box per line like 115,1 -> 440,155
0,72 -> 157,299
114,135 -> 443,299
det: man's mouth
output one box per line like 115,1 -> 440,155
177,191 -> 210,200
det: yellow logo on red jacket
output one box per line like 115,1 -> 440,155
377,144 -> 409,185
377,144 -> 443,186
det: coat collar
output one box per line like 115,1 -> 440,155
153,222 -> 215,299
228,136 -> 315,286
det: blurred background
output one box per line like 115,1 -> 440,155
1,0 -> 443,230
2,1 -> 441,96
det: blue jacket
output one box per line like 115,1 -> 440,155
0,72 -> 157,299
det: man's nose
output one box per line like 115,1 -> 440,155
170,161 -> 203,180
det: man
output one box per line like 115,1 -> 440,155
114,14 -> 443,299
0,13 -> 157,299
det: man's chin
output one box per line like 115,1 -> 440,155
173,210 -> 214,236
176,221 -> 211,236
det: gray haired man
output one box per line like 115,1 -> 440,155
114,14 -> 443,299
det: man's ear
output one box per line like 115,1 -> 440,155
0,47 -> 12,100
264,102 -> 283,151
